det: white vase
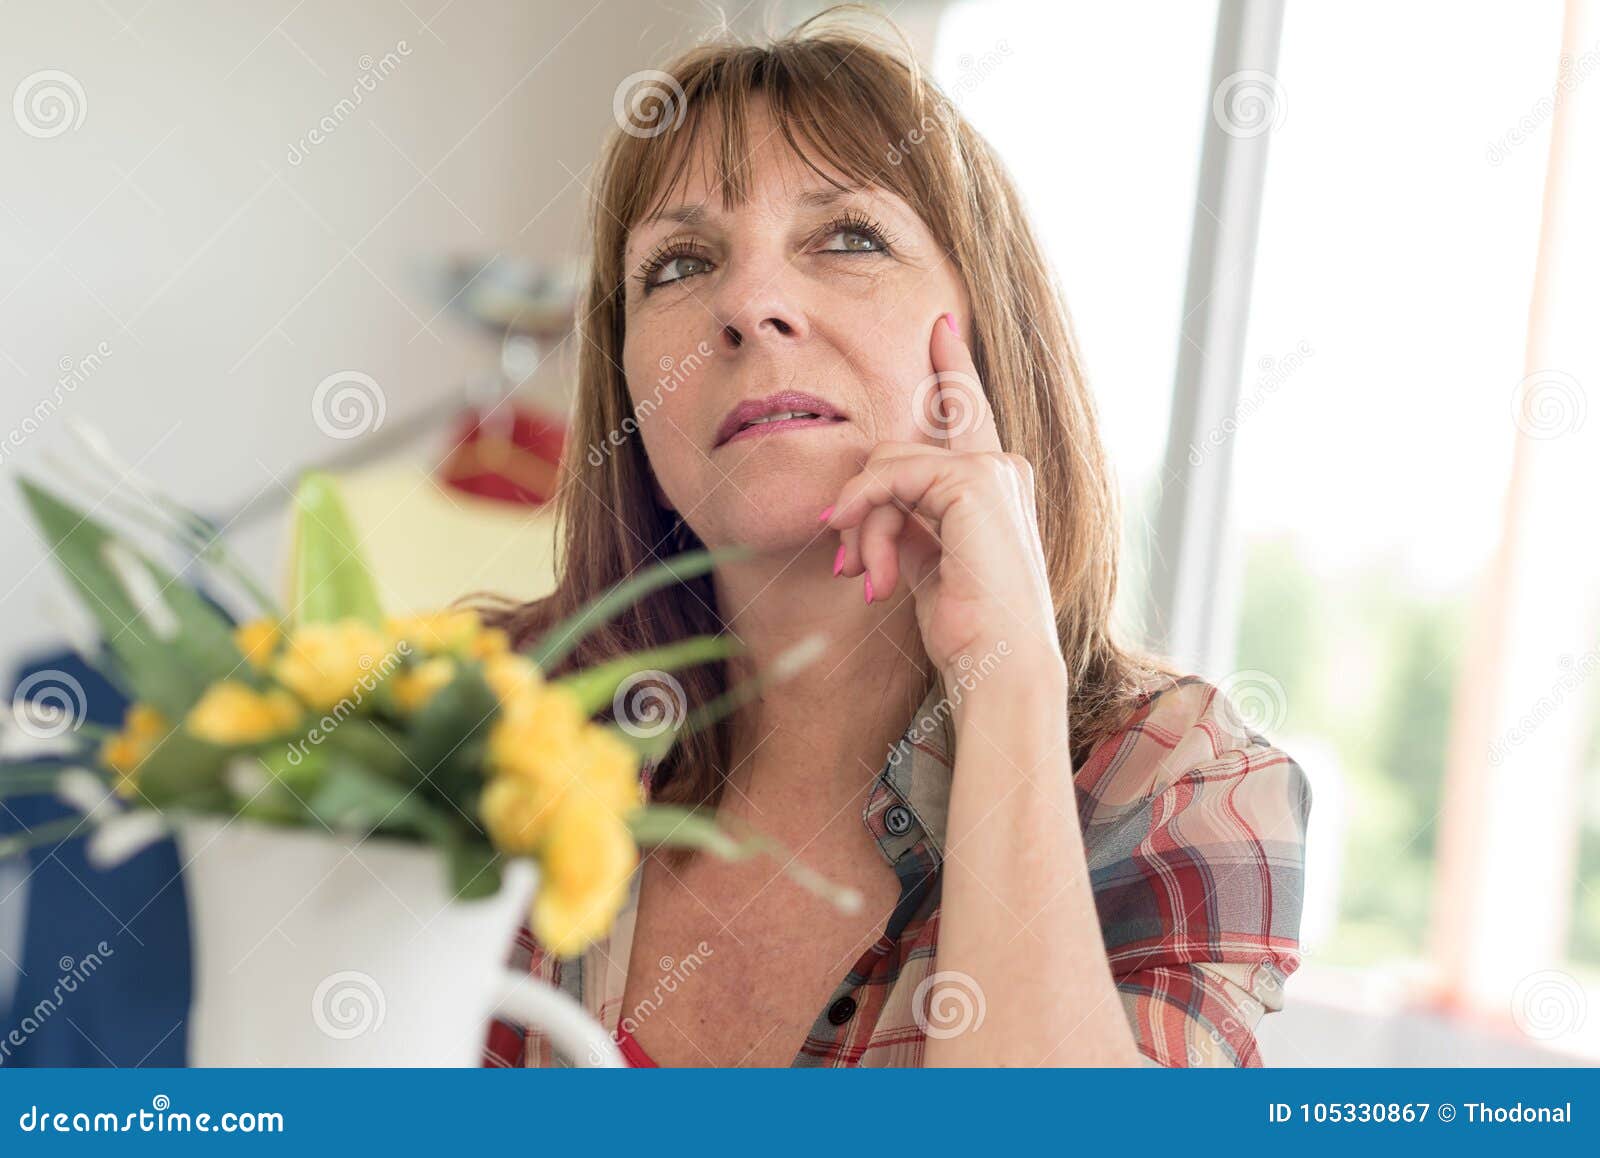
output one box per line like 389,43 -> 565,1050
175,817 -> 621,1067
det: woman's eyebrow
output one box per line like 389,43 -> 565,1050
647,203 -> 711,227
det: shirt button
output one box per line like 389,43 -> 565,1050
884,804 -> 913,836
827,996 -> 857,1026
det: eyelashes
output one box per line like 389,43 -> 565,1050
822,210 -> 897,253
632,210 -> 898,293
633,234 -> 711,292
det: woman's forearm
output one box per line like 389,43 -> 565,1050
925,665 -> 1143,1067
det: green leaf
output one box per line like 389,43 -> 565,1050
288,472 -> 384,628
0,762 -> 105,799
230,775 -> 309,826
530,547 -> 746,671
0,816 -> 86,859
17,478 -> 248,718
306,759 -> 453,842
606,723 -> 676,763
606,634 -> 825,765
60,421 -> 282,620
230,743 -> 329,824
628,804 -> 747,858
629,804 -> 862,914
403,667 -> 498,809
134,727 -> 231,806
553,634 -> 740,716
317,719 -> 413,783
444,838 -> 503,900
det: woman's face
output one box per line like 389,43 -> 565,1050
620,101 -> 970,554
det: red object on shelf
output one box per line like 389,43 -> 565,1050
438,405 -> 566,507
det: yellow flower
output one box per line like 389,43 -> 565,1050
185,682 -> 302,745
480,679 -> 641,847
578,725 -> 645,819
531,794 -> 638,957
470,627 -> 512,660
233,619 -> 282,671
482,653 -> 543,709
485,683 -> 587,783
480,773 -> 565,855
391,656 -> 456,713
273,619 -> 392,710
99,704 -> 168,798
387,610 -> 482,657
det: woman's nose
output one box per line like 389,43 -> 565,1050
710,265 -> 808,352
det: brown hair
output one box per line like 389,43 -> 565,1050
482,5 -> 1175,808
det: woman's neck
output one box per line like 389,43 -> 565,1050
712,540 -> 929,813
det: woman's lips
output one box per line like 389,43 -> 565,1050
714,390 -> 847,447
722,414 -> 845,445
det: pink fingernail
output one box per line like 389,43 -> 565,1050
941,312 -> 957,335
818,505 -> 835,523
832,544 -> 846,576
863,575 -> 874,605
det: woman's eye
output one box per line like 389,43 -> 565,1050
818,227 -> 884,253
647,253 -> 712,287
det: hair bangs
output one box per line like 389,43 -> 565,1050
612,37 -> 935,245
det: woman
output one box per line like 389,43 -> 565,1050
483,7 -> 1309,1068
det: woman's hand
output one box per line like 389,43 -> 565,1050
821,315 -> 1065,694
825,317 -> 1140,1067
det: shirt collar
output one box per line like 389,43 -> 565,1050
864,682 -> 957,866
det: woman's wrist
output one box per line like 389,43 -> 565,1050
946,643 -> 1069,735
943,640 -> 1065,704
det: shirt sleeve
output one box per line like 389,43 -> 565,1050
1076,677 -> 1312,1068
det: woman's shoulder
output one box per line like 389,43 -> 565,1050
1076,671 -> 1310,812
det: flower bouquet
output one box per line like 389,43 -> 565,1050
2,435 -> 840,1064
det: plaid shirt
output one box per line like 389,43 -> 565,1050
483,673 -> 1311,1067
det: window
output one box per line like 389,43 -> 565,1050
932,0 -> 1218,631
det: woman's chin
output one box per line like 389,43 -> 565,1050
689,496 -> 841,558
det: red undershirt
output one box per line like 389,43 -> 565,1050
615,1024 -> 658,1068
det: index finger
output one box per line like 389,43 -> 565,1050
924,312 -> 1001,453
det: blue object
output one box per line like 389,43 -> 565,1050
1,651 -> 191,1067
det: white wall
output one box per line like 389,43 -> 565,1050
0,0 -> 810,671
